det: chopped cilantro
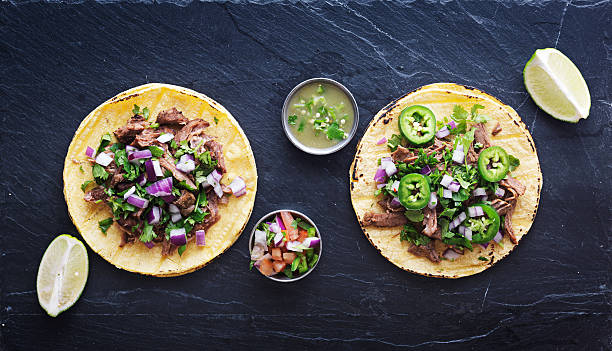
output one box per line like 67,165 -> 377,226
387,134 -> 403,151
404,210 -> 424,222
316,84 -> 325,94
400,224 -> 431,246
439,207 -> 458,218
149,123 -> 159,129
249,260 -> 255,270
213,116 -> 219,124
92,164 -> 109,184
288,115 -> 298,126
148,145 -> 164,157
478,256 -> 489,261
139,223 -> 156,242
508,154 -> 520,172
81,180 -> 93,192
96,133 -> 112,153
142,107 -> 150,120
98,218 -> 114,234
79,165 -> 84,173
326,122 -> 346,140
291,255 -> 301,271
298,120 -> 305,132
178,245 -> 186,256
470,104 -> 489,123
132,104 -> 140,115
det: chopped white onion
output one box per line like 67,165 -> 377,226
440,174 -> 454,188
448,181 -> 461,192
473,188 -> 487,196
157,133 -> 174,143
123,186 -> 136,200
391,180 -> 400,193
171,213 -> 182,223
495,188 -> 506,197
452,149 -> 465,164
464,228 -> 473,241
435,126 -> 450,138
428,192 -> 438,209
152,160 -> 163,177
95,152 -> 114,167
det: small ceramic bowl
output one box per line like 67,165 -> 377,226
249,210 -> 322,282
281,77 -> 359,155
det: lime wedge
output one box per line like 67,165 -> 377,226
37,235 -> 88,317
523,48 -> 590,122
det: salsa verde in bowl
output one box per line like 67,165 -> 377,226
249,210 -> 322,282
282,78 -> 359,155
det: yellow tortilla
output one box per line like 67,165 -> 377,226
349,83 -> 542,278
63,83 -> 257,277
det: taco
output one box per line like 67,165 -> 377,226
63,83 -> 257,277
349,83 -> 542,278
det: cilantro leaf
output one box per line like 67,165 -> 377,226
288,115 -> 298,126
139,223 -> 156,242
132,104 -> 140,115
478,256 -> 489,261
439,208 -> 457,218
213,116 -> 219,124
96,133 -> 112,153
316,84 -> 325,94
387,134 -> 403,151
178,245 -> 186,256
81,180 -> 93,192
298,120 -> 305,132
404,210 -> 424,222
142,107 -> 150,120
471,104 -> 489,123
400,224 -> 431,246
148,145 -> 164,157
92,164 -> 109,184
508,154 -> 520,171
98,218 -> 114,234
326,122 -> 346,140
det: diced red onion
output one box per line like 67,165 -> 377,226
480,243 -> 489,249
145,177 -> 173,197
428,192 -> 438,209
495,188 -> 506,197
443,189 -> 452,199
448,120 -> 457,129
254,230 -> 267,248
377,183 -> 386,190
458,226 -> 466,235
376,137 -> 387,145
171,213 -> 182,223
152,160 -> 163,177
95,152 -> 114,167
145,160 -> 157,181
127,194 -> 149,208
213,182 -> 223,198
449,212 -> 467,230
468,207 -> 478,217
455,144 -> 464,153
157,133 -> 174,143
473,188 -> 487,196
303,237 -> 320,248
136,173 -> 147,186
440,174 -> 454,187
269,223 -> 281,234
384,163 -> 397,177
464,228 -> 473,241
206,172 -> 223,198
275,215 -> 286,230
125,145 -> 138,155
435,126 -> 449,138
448,181 -> 461,192
168,204 -> 180,214
420,165 -> 432,175
452,149 -> 465,164
196,230 -> 205,246
210,169 -> 223,182
85,146 -> 95,158
480,195 -> 488,202
273,232 -> 284,247
476,206 -> 484,216
381,157 -> 393,163
391,180 -> 400,193
390,197 -> 401,208
493,231 -> 503,243
169,228 -> 187,246
176,160 -> 195,173
443,249 -> 461,260
123,186 -> 136,200
374,167 -> 387,183
147,206 -> 161,224
128,150 -> 152,161
162,195 -> 176,203
229,177 -> 247,197
144,241 -> 155,249
458,211 -> 467,222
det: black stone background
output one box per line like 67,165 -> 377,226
1,1 -> 610,350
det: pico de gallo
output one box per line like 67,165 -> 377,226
250,211 -> 320,278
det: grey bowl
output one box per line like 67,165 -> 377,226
281,77 -> 359,155
249,210 -> 322,283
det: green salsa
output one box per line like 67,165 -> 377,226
287,83 -> 354,149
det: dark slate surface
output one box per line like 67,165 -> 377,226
1,1 -> 610,350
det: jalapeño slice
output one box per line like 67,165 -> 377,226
466,204 -> 500,244
398,173 -> 431,210
478,146 -> 510,182
398,105 -> 437,145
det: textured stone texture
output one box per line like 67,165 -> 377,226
1,1 -> 610,350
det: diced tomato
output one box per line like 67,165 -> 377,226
283,252 -> 297,264
281,212 -> 299,240
272,261 -> 287,273
258,259 -> 275,276
297,229 -> 308,243
271,248 -> 282,261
